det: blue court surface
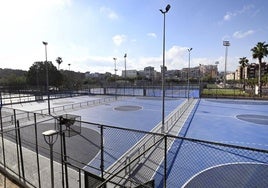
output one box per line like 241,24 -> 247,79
162,99 -> 268,187
186,99 -> 268,150
71,96 -> 184,131
72,97 -> 268,187
8,96 -> 268,187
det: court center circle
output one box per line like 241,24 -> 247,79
114,105 -> 142,111
236,114 -> 268,125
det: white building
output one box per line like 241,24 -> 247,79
122,70 -> 138,78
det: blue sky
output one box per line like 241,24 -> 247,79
0,0 -> 268,74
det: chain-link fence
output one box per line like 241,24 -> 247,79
89,85 -> 200,99
0,106 -> 268,188
200,85 -> 268,99
0,91 -> 90,106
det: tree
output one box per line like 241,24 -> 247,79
61,70 -> 84,90
238,57 -> 249,91
251,42 -> 268,96
56,57 -> 63,70
27,61 -> 63,90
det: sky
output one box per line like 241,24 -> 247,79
0,0 -> 268,74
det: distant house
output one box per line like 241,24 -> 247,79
226,72 -> 235,80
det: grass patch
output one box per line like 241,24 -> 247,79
202,88 -> 250,96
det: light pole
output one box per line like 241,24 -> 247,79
215,61 -> 219,83
124,54 -> 127,79
42,41 -> 51,115
160,4 -> 171,134
68,63 -> 71,71
187,48 -> 192,100
124,54 -> 127,95
42,130 -> 59,188
223,41 -> 230,88
199,64 -> 202,97
113,57 -> 117,78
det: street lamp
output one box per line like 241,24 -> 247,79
42,130 -> 59,188
187,48 -> 192,100
68,63 -> 71,71
42,41 -> 51,115
223,41 -> 230,88
160,4 -> 171,134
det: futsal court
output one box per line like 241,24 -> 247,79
7,95 -> 268,187
164,98 -> 268,187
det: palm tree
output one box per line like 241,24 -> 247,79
239,57 -> 249,91
251,42 -> 268,97
56,57 -> 63,70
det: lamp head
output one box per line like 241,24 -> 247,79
166,4 -> 171,12
42,130 -> 58,137
160,4 -> 171,14
223,41 -> 230,46
42,41 -> 48,45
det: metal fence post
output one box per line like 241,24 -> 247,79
34,113 -> 41,188
164,134 -> 167,188
59,117 -> 65,188
62,131 -> 69,188
13,109 -> 21,179
0,105 -> 6,170
16,120 -> 25,182
100,125 -> 104,179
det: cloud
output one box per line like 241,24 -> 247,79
147,33 -> 157,38
233,30 -> 254,39
100,6 -> 118,20
64,45 -> 240,74
112,34 -> 127,46
223,12 -> 234,21
223,4 -> 254,21
135,46 -> 189,71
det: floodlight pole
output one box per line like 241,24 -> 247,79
187,48 -> 192,100
215,61 -> 219,83
124,53 -> 127,95
223,41 -> 230,88
113,57 -> 117,78
124,54 -> 127,79
160,4 -> 171,134
42,41 -> 51,115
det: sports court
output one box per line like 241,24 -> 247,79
165,98 -> 268,187
5,95 -> 268,187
